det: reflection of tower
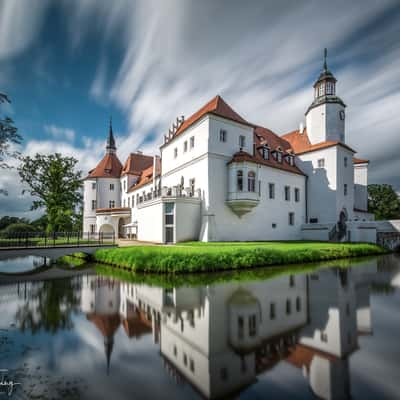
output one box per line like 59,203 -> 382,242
293,267 -> 359,399
82,276 -> 121,375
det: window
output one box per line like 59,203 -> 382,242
272,223 -> 277,229
174,148 -> 178,158
320,331 -> 328,342
90,224 -> 95,234
180,176 -> 184,189
344,156 -> 348,167
285,186 -> 291,201
189,178 -> 195,196
184,141 -> 188,152
238,316 -> 244,340
165,202 -> 174,225
286,299 -> 291,315
190,136 -> 195,149
128,197 -> 130,207
296,297 -> 301,312
287,155 -> 294,166
248,171 -> 256,192
249,315 -> 257,337
92,182 -> 96,190
344,184 -> 348,196
289,212 -> 295,226
237,170 -> 243,191
289,275 -> 295,287
219,129 -> 227,142
239,135 -> 246,148
110,183 -> 115,191
183,353 -> 188,366
326,81 -> 334,95
270,303 -> 276,319
318,158 -> 325,168
109,200 -> 115,208
91,200 -> 97,210
269,183 -> 275,199
318,82 -> 325,96
277,151 -> 282,163
295,188 -> 300,202
173,345 -> 177,357
262,146 -> 269,160
190,359 -> 195,373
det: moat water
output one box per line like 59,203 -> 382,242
0,254 -> 399,399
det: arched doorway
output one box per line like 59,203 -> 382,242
99,224 -> 115,241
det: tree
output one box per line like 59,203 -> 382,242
18,153 -> 83,232
368,184 -> 400,220
2,223 -> 36,238
0,216 -> 29,230
0,93 -> 22,195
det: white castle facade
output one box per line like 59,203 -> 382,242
83,52 -> 377,243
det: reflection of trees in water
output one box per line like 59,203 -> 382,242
15,278 -> 81,334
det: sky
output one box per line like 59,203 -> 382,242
0,0 -> 399,219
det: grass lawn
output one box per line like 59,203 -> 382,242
93,241 -> 387,274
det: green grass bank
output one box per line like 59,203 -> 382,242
93,241 -> 386,274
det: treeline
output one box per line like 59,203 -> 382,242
0,214 -> 82,236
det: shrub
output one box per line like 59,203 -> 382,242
2,223 -> 36,238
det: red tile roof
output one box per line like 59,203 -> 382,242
86,153 -> 123,179
128,157 -> 161,192
121,152 -> 154,176
282,128 -> 355,154
353,157 -> 369,164
167,95 -> 252,144
227,126 -> 305,176
86,313 -> 121,338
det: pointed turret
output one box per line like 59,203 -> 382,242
305,49 -> 346,144
106,117 -> 116,154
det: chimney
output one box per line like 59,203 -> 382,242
153,155 -> 159,191
299,122 -> 304,134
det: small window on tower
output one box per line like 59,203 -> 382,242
318,158 -> 325,168
110,183 -> 114,191
239,135 -> 246,148
220,129 -> 227,142
344,157 -> 348,167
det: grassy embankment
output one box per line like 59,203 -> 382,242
93,241 -> 386,274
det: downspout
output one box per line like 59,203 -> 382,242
305,175 -> 308,223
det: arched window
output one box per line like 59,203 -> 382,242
237,170 -> 243,191
248,171 -> 256,192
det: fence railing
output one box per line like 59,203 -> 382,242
0,231 -> 116,248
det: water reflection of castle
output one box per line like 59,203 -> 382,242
77,258 -> 395,400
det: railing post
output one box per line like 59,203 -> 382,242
53,232 -> 56,247
77,231 -> 80,247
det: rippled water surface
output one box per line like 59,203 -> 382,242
0,254 -> 399,399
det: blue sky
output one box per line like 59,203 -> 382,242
0,0 -> 399,218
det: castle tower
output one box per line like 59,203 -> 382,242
305,49 -> 346,145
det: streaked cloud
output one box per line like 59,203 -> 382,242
44,124 -> 76,142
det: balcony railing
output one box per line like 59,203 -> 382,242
137,186 -> 201,206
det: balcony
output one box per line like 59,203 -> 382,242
226,191 -> 260,217
96,207 -> 131,218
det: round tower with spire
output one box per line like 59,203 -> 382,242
82,118 -> 123,235
305,49 -> 346,145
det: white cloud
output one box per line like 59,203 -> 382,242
0,0 -> 49,60
44,124 -> 76,142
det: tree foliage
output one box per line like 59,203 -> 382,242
0,93 -> 22,194
2,223 -> 36,237
18,153 -> 83,232
368,184 -> 400,220
0,215 -> 29,230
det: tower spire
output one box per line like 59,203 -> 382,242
323,48 -> 328,71
106,116 -> 116,154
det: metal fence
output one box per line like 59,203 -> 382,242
0,231 -> 115,248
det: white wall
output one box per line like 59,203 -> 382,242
136,200 -> 164,242
306,102 -> 345,145
354,163 -> 368,211
175,199 -> 201,242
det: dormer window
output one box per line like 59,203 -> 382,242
277,151 -> 282,163
262,145 -> 269,160
285,154 -> 295,166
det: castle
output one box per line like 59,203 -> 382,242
83,51 -> 375,243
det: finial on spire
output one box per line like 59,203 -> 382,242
323,48 -> 328,71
